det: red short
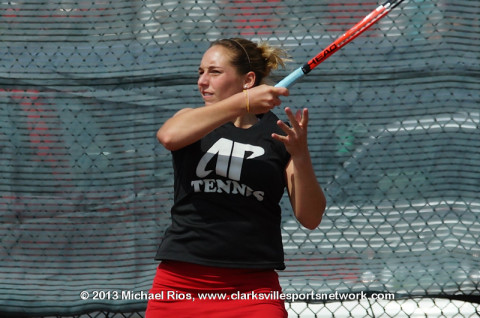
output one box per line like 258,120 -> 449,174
145,261 -> 288,318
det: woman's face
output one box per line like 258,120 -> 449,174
198,45 -> 245,106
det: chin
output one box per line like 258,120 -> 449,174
203,97 -> 218,106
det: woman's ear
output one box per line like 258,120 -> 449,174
243,71 -> 256,89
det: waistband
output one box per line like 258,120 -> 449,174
156,260 -> 281,293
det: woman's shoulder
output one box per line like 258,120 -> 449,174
260,110 -> 281,123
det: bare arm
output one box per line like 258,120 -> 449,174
273,107 -> 326,230
157,93 -> 244,151
157,85 -> 289,151
285,151 -> 326,230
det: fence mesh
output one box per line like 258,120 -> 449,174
1,0 -> 479,317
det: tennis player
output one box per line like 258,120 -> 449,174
146,38 -> 326,318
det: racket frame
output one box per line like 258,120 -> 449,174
275,0 -> 405,88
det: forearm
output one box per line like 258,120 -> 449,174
287,153 -> 326,230
157,92 -> 246,151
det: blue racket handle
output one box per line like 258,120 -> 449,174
275,67 -> 306,88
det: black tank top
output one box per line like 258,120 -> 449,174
155,111 -> 291,270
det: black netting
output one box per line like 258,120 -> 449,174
1,0 -> 479,317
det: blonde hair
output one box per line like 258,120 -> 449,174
211,38 -> 289,86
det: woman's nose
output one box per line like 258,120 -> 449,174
198,73 -> 208,87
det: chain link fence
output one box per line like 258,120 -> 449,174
1,0 -> 479,317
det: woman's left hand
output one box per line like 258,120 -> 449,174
273,107 -> 325,230
272,107 -> 309,157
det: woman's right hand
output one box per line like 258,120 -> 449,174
246,85 -> 289,114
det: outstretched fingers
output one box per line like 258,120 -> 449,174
272,107 -> 310,155
284,107 -> 309,133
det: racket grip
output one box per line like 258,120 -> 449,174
275,67 -> 305,88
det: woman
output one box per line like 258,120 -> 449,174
146,38 -> 326,317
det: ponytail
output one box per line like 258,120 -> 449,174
211,38 -> 289,86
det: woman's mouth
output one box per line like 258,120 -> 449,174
202,92 -> 214,102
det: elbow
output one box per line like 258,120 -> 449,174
297,202 -> 326,230
157,129 -> 179,151
301,217 -> 322,230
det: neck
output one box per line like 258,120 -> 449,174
233,113 -> 258,129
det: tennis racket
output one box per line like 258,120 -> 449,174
275,0 -> 405,88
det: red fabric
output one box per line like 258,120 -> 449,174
145,261 -> 288,318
